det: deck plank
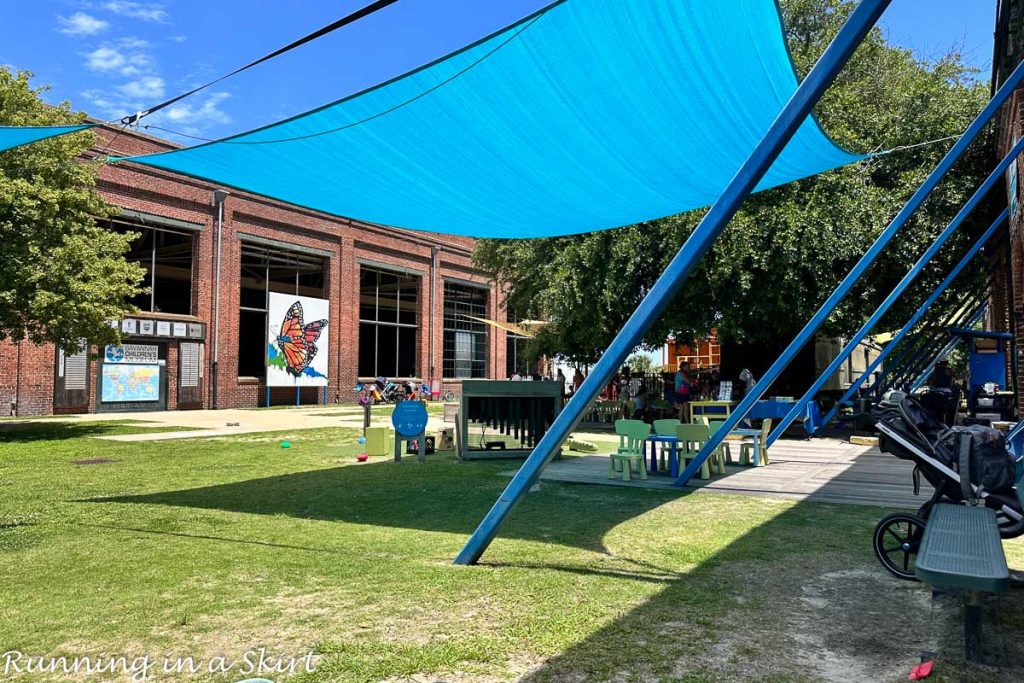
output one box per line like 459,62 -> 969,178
502,437 -> 927,509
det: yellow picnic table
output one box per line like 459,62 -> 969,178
689,400 -> 736,420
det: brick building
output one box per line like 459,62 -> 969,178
993,0 -> 1024,414
0,124 -> 518,416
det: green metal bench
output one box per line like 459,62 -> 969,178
914,503 -> 1009,662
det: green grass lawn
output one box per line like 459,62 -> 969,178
1,421 -> 1022,682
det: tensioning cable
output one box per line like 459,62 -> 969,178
118,0 -> 401,126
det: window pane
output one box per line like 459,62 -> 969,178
397,273 -> 419,325
359,269 -> 378,321
376,271 -> 399,324
238,310 -> 266,377
152,229 -> 193,314
443,282 -> 488,378
358,322 -> 377,377
108,220 -> 195,314
398,326 -> 417,377
240,249 -> 268,310
376,325 -> 398,377
507,334 -> 530,377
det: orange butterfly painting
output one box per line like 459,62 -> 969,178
275,301 -> 328,377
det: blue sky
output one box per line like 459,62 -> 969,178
0,1 -> 998,143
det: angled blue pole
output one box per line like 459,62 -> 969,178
840,255 -> 989,406
674,57 -> 1024,487
816,212 -> 1006,430
871,291 -> 983,396
888,284 -> 993,391
909,303 -> 990,392
453,0 -> 893,566
877,294 -> 984,394
765,140 -> 1021,447
890,299 -> 985,393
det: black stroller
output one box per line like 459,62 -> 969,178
871,394 -> 1024,580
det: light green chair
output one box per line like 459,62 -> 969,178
740,419 -> 772,466
676,423 -> 724,479
707,420 -> 733,465
652,418 -> 681,471
611,419 -> 650,481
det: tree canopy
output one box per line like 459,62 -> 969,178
0,67 -> 144,350
473,0 -> 994,385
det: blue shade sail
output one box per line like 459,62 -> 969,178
0,125 -> 93,153
123,0 -> 864,238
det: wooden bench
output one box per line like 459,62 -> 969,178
914,503 -> 1010,662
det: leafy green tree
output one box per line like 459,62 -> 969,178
625,354 -> 658,375
1,67 -> 144,350
473,0 -> 993,391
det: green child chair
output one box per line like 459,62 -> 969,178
611,419 -> 650,481
707,420 -> 733,465
676,423 -> 725,479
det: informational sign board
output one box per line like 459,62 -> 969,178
392,400 -> 428,437
101,364 -> 161,402
266,293 -> 330,387
105,344 -> 159,364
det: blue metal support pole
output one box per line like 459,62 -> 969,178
909,303 -> 990,392
876,257 -> 1000,393
675,57 -> 1024,487
453,0 -> 893,566
882,295 -> 984,393
870,292 -> 981,396
889,299 -> 985,393
881,292 -> 981,386
766,143 -> 1020,447
816,213 -> 1006,429
873,295 -> 973,391
888,279 -> 995,391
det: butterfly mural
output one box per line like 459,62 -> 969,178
276,300 -> 329,377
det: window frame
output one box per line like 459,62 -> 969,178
237,242 -> 327,379
357,266 -> 420,379
442,280 -> 489,379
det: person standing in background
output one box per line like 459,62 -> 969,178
674,364 -> 692,422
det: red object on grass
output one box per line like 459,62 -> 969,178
356,453 -> 369,462
908,660 -> 933,680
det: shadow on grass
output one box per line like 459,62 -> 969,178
0,421 -> 153,442
513,499 -> 1024,682
89,458 -> 682,555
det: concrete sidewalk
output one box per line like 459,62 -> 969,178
9,405 -> 450,441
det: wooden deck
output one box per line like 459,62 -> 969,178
507,438 -> 927,509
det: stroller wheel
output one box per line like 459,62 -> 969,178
873,512 -> 926,581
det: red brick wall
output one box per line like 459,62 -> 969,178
996,90 -> 1024,414
1,124 -> 505,415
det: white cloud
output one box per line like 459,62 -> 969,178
168,35 -> 187,43
85,46 -> 126,72
83,42 -> 153,76
118,75 -> 165,99
117,37 -> 150,50
58,12 -> 109,36
103,2 -> 168,22
164,92 -> 232,127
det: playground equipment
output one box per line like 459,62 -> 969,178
456,0 -> 893,564
460,2 -> 1024,564
457,380 -> 562,460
